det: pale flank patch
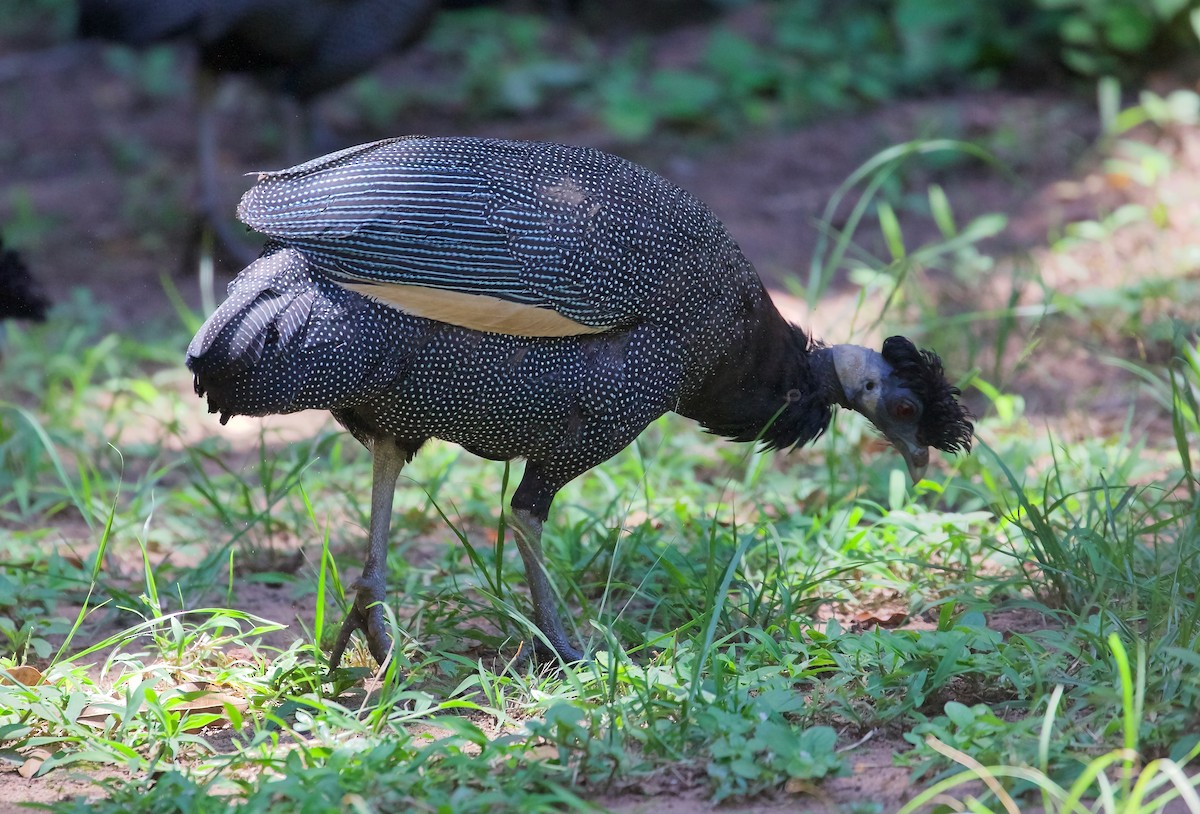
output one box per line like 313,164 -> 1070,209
340,282 -> 610,337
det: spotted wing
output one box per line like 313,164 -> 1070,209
237,137 -> 705,336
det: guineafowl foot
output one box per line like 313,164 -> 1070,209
328,578 -> 392,669
509,637 -> 586,671
532,636 -> 586,665
326,438 -> 408,671
508,505 -> 586,665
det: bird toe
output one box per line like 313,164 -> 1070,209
328,590 -> 393,669
362,601 -> 393,666
531,637 -> 587,666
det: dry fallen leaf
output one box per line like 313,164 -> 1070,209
77,703 -> 120,727
175,692 -> 249,727
76,692 -> 248,729
18,749 -> 53,779
1,666 -> 43,686
527,743 -> 561,762
852,610 -> 909,629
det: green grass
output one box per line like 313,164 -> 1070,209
3,121 -> 1200,810
2,292 -> 1196,812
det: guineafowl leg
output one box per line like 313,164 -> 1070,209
328,439 -> 407,669
509,508 -> 586,663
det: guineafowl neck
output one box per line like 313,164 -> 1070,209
678,311 -> 839,450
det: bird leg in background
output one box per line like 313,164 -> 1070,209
509,508 -> 586,663
195,70 -> 258,266
328,438 -> 407,669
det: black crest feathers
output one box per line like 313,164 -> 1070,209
882,335 -> 973,454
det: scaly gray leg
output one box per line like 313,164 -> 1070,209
510,508 -> 586,663
329,438 -> 406,669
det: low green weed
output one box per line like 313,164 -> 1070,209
899,637 -> 1200,813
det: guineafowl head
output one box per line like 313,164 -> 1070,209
829,336 -> 973,483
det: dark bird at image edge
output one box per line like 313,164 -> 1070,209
185,136 -> 974,666
0,238 -> 50,323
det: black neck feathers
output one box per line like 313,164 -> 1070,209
681,314 -> 838,451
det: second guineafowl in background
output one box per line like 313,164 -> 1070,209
77,0 -> 440,260
186,136 -> 974,666
76,0 -> 440,102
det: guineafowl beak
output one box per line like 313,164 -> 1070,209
872,419 -> 929,485
896,441 -> 929,484
830,344 -> 930,484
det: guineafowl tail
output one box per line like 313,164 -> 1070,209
186,244 -> 409,423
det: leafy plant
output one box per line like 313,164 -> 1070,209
899,637 -> 1200,814
1038,0 -> 1200,77
424,8 -> 589,118
99,45 -> 188,101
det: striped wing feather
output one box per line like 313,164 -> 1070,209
237,137 -> 641,337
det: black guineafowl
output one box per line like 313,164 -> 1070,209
0,238 -> 49,324
186,137 -> 973,665
77,0 -> 439,101
77,0 -> 439,259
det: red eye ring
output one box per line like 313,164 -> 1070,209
891,400 -> 917,420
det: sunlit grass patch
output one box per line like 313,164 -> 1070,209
4,275 -> 1197,810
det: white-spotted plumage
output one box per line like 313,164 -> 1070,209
236,138 -> 728,333
188,136 -> 788,496
186,136 -> 972,666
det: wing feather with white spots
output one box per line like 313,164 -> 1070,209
236,137 -> 718,336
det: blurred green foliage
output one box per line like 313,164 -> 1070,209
425,8 -> 590,116
2,0 -> 1195,141
407,0 -> 1197,139
1040,0 -> 1200,76
589,0 -> 1198,139
0,0 -> 74,41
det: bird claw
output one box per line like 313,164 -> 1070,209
529,636 -> 587,666
510,640 -> 585,671
328,587 -> 392,669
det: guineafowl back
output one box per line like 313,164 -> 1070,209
188,137 -> 826,501
236,137 -> 769,333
